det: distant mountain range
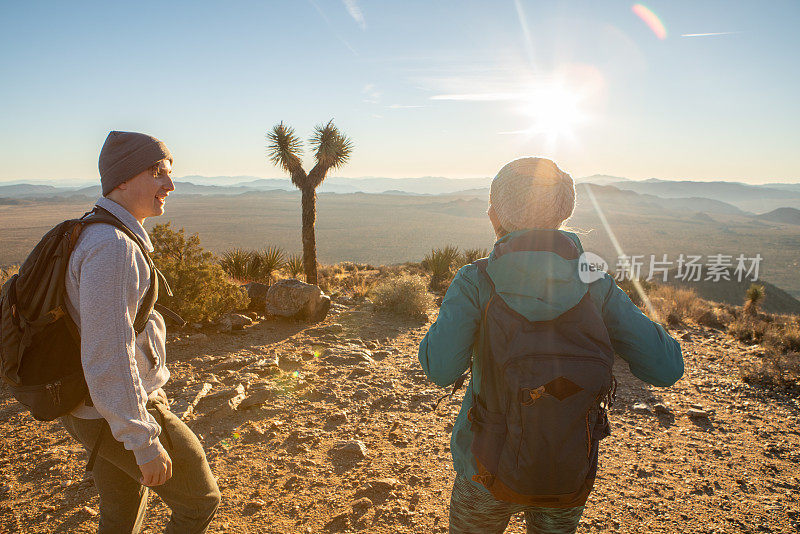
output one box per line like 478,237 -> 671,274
1,175 -> 798,213
603,179 -> 800,212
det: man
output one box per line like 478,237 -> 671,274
60,131 -> 221,533
419,157 -> 683,533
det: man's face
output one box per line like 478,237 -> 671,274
119,159 -> 175,221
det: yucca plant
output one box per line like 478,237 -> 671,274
463,247 -> 489,265
422,245 -> 461,291
286,254 -> 304,279
254,245 -> 285,283
267,120 -> 353,285
744,284 -> 765,316
220,248 -> 257,282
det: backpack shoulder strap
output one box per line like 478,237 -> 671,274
473,257 -> 494,295
78,207 -> 158,334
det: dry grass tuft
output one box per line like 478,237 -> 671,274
647,284 -> 725,328
370,275 -> 432,319
0,265 -> 20,287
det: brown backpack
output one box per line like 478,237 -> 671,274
0,206 -> 182,421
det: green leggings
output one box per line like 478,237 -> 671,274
60,396 -> 221,534
449,475 -> 585,534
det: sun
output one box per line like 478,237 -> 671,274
515,82 -> 589,149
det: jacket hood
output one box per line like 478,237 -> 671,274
485,229 -> 588,322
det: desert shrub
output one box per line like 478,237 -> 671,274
286,255 -> 304,279
728,315 -> 768,344
0,265 -> 19,286
422,245 -> 461,292
253,246 -> 285,283
220,248 -> 257,282
151,223 -> 248,323
463,248 -> 489,265
762,318 -> 800,353
742,349 -> 800,395
371,275 -> 432,319
333,271 -> 375,300
647,284 -> 713,326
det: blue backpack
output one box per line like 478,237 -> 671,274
469,230 -> 616,508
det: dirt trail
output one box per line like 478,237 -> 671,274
1,299 -> 798,533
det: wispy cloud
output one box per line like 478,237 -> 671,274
430,92 -> 522,102
343,0 -> 366,30
362,83 -> 380,104
681,31 -> 741,38
387,104 -> 424,109
308,0 -> 358,55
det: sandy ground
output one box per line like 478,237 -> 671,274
1,298 -> 798,533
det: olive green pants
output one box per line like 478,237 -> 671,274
61,396 -> 221,534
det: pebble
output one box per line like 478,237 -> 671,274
688,408 -> 710,420
331,440 -> 368,460
654,403 -> 672,415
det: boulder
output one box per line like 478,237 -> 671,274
242,282 -> 269,311
265,279 -> 331,322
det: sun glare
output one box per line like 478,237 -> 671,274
513,82 -> 589,149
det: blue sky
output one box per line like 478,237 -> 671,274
1,0 -> 798,184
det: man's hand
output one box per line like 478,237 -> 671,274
139,449 -> 172,486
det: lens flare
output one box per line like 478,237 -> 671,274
632,4 -> 667,40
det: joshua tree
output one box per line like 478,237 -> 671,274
267,120 -> 353,285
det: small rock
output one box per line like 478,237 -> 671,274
352,497 -> 373,511
688,408 -> 710,420
278,354 -> 303,371
654,403 -> 672,415
238,387 -> 278,410
326,411 -> 349,426
330,440 -> 368,460
325,512 -> 350,532
218,313 -> 253,332
82,506 -> 99,516
60,479 -> 73,488
369,478 -> 399,493
187,333 -> 209,342
632,402 -> 652,414
246,499 -> 267,510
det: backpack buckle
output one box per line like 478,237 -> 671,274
521,386 -> 546,406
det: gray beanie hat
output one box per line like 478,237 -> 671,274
98,131 -> 173,196
489,157 -> 575,231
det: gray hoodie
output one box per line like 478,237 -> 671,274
65,197 -> 169,465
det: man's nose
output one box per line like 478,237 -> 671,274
163,176 -> 175,192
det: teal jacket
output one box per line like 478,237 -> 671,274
418,229 -> 684,490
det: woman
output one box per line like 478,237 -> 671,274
418,157 -> 683,534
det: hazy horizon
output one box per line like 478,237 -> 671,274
1,173 -> 799,188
